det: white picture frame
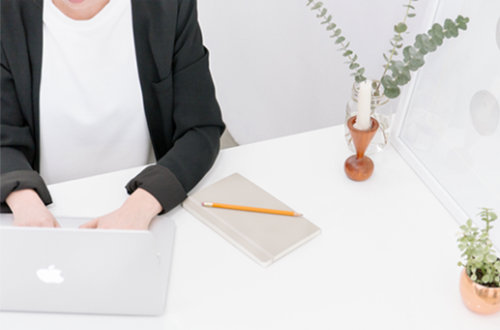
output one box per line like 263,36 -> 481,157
392,0 -> 500,245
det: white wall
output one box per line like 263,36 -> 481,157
197,0 -> 434,144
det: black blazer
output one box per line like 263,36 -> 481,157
0,0 -> 225,213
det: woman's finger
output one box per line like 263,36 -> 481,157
79,218 -> 99,229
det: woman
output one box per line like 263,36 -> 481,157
0,0 -> 225,229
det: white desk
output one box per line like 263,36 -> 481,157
1,125 -> 499,329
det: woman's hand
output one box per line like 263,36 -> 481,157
80,188 -> 162,230
6,189 -> 60,228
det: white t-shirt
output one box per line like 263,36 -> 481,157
39,0 -> 153,185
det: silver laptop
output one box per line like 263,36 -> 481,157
0,214 -> 175,316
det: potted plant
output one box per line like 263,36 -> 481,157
306,0 -> 470,152
457,208 -> 500,314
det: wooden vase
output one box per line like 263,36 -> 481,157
344,116 -> 379,181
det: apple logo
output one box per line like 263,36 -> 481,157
36,265 -> 64,284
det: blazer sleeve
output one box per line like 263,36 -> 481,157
126,0 -> 225,214
0,45 -> 52,211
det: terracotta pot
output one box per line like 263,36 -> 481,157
459,268 -> 500,315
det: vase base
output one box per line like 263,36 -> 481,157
344,155 -> 374,181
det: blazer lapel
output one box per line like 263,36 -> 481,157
131,0 -> 176,159
131,0 -> 175,82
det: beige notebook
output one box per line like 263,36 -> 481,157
182,173 -> 321,267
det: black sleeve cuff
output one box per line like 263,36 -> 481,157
125,165 -> 187,215
0,170 -> 52,213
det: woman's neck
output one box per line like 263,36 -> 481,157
51,0 -> 110,20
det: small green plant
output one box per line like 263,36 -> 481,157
458,208 -> 500,288
306,0 -> 470,99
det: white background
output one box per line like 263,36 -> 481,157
198,0 -> 434,144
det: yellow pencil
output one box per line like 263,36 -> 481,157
201,202 -> 302,217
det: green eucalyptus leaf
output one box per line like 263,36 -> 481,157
317,8 -> 327,18
321,15 -> 332,25
423,39 -> 437,52
449,26 -> 459,37
395,23 -> 408,33
430,23 -> 444,38
395,68 -> 411,86
354,75 -> 366,83
432,35 -> 444,46
414,34 -> 425,49
311,2 -> 323,10
326,23 -> 337,31
349,62 -> 360,70
444,18 -> 456,30
390,41 -> 403,49
384,87 -> 401,99
381,75 -> 396,88
444,29 -> 453,38
408,58 -> 424,71
389,60 -> 405,73
403,46 -> 418,61
444,19 -> 459,37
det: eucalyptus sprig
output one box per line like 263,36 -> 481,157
458,208 -> 500,287
306,1 -> 470,100
306,0 -> 367,83
377,0 -> 418,96
380,15 -> 470,98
